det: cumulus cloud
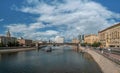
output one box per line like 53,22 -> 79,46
7,0 -> 120,41
6,23 -> 58,40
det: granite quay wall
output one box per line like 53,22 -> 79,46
82,47 -> 120,73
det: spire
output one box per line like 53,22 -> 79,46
6,29 -> 11,37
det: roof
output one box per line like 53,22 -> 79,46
85,34 -> 97,37
98,22 -> 120,33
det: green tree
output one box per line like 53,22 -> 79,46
0,43 -> 2,47
7,42 -> 12,47
15,41 -> 20,46
92,42 -> 101,47
7,41 -> 20,47
0,43 -> 5,47
81,42 -> 88,47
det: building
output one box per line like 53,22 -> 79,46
84,34 -> 98,44
0,30 -> 17,46
17,37 -> 32,46
54,36 -> 64,43
72,38 -> 80,43
98,23 -> 120,48
78,34 -> 84,43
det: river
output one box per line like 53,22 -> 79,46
0,46 -> 102,73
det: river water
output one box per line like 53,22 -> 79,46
0,46 -> 102,73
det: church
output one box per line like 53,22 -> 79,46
0,30 -> 17,46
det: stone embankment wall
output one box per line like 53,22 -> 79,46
81,47 -> 120,73
0,48 -> 36,54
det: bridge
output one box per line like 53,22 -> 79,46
36,43 -> 80,51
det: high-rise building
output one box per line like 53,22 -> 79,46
98,23 -> 120,48
84,34 -> 98,44
78,34 -> 84,43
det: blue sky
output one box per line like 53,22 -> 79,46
0,0 -> 120,41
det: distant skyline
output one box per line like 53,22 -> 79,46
0,0 -> 120,41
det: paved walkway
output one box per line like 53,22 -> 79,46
86,49 -> 120,73
94,49 -> 120,65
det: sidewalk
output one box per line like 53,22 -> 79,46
94,49 -> 120,65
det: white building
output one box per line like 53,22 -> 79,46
54,36 -> 64,43
0,30 -> 17,46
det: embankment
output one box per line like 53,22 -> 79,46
0,48 -> 36,54
84,48 -> 120,73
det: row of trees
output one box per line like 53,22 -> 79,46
81,42 -> 101,47
0,41 -> 20,47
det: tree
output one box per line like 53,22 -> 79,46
7,41 -> 20,47
92,42 -> 101,47
0,43 -> 3,47
81,42 -> 88,47
7,42 -> 12,47
15,41 -> 20,46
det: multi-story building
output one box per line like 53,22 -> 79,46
98,23 -> 120,48
0,30 -> 17,46
17,37 -> 32,46
72,38 -> 80,43
84,34 -> 98,44
54,36 -> 64,43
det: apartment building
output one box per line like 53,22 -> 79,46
98,23 -> 120,48
84,34 -> 98,44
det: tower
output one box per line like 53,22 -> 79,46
6,29 -> 11,37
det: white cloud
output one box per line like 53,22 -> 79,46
8,0 -> 120,41
6,23 -> 59,40
0,18 -> 4,22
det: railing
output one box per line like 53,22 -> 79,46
37,43 -> 79,45
92,48 -> 120,65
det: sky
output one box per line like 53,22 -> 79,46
0,0 -> 120,41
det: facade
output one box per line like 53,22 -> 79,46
55,36 -> 64,43
84,34 -> 98,44
0,30 -> 17,46
98,23 -> 120,48
72,38 -> 80,43
17,38 -> 32,46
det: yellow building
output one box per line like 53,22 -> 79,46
84,34 -> 98,44
98,23 -> 120,48
72,38 -> 80,43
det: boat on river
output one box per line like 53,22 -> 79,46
46,47 -> 52,52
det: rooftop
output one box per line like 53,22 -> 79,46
85,34 -> 97,37
99,22 -> 120,33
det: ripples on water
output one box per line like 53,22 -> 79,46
0,46 -> 102,73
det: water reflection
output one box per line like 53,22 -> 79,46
0,46 -> 102,73
0,53 -> 18,61
82,53 -> 94,62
